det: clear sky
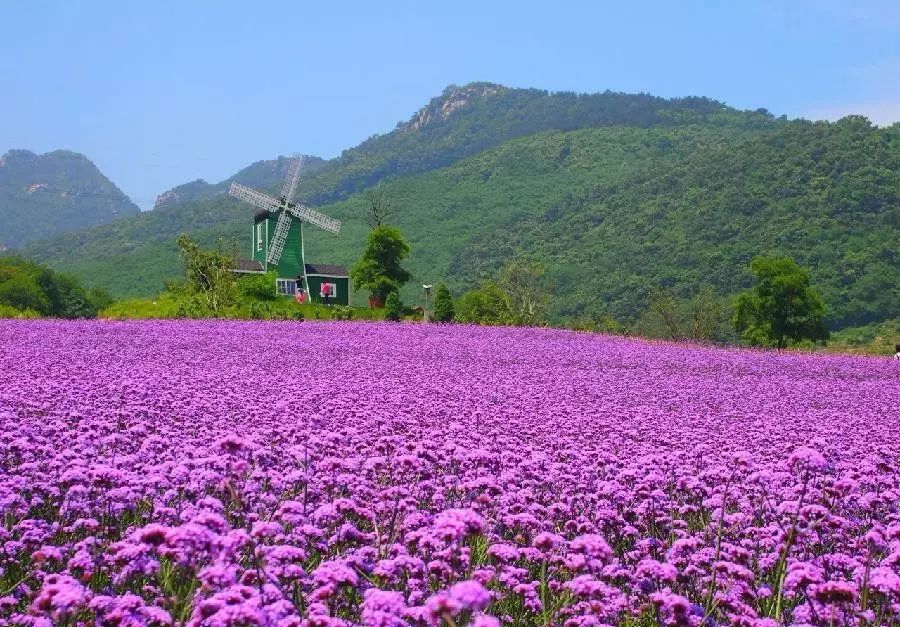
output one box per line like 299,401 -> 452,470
2,0 -> 898,209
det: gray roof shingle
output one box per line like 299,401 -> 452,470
304,263 -> 347,277
233,258 -> 265,272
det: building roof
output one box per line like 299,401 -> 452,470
254,210 -> 276,223
233,258 -> 265,273
304,263 -> 348,277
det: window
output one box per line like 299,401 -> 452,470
256,223 -> 264,251
320,282 -> 337,298
276,279 -> 296,295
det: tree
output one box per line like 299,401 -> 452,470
733,256 -> 828,348
364,186 -> 397,229
432,283 -> 454,322
384,291 -> 402,321
455,281 -> 511,325
0,272 -> 50,314
645,287 -> 726,342
174,234 -> 238,316
500,259 -> 549,326
350,226 -> 411,301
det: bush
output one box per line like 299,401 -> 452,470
384,291 -> 402,322
329,305 -> 354,321
0,303 -> 41,319
455,281 -> 511,325
239,271 -> 278,302
432,283 -> 454,322
248,302 -> 272,320
100,295 -> 179,320
0,273 -> 50,314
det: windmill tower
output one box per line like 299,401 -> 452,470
230,155 -> 348,304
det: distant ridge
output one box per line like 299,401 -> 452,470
0,149 -> 139,248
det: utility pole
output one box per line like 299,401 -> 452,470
422,284 -> 433,322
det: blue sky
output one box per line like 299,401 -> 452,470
1,0 -> 898,208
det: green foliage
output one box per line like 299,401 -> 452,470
432,283 -> 455,322
0,255 -> 103,318
0,303 -> 40,319
638,288 -> 730,342
0,271 -> 50,313
100,295 -> 179,319
239,270 -> 278,301
824,318 -> 899,356
172,234 -> 238,317
455,281 -> 512,325
329,305 -> 355,321
383,291 -> 402,322
455,260 -> 550,327
500,259 -> 549,326
733,256 -> 828,348
350,226 -> 411,299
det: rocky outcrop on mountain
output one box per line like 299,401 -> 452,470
404,83 -> 504,131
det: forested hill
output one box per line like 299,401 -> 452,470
151,83 -> 776,211
21,84 -> 900,329
0,150 -> 139,248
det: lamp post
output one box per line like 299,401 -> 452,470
422,284 -> 433,322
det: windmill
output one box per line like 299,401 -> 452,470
229,155 -> 348,303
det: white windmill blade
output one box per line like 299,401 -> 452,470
229,182 -> 280,212
287,203 -> 342,234
280,155 -> 303,204
266,209 -> 293,265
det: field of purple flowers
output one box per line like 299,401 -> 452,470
0,320 -> 898,627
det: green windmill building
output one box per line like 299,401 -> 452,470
230,155 -> 349,305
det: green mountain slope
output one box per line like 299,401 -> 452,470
0,149 -> 139,248
151,83 -> 774,212
20,86 -> 898,329
152,155 -> 326,209
307,118 -> 897,329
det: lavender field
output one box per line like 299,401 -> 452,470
0,320 -> 898,627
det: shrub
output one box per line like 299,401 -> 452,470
330,305 -> 354,321
0,303 -> 41,319
455,281 -> 511,325
384,291 -> 402,322
432,283 -> 454,322
239,271 -> 278,302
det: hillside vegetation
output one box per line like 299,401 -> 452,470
0,149 -> 139,248
20,85 -> 900,330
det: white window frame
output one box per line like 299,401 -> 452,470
256,223 -> 264,251
276,279 -> 296,295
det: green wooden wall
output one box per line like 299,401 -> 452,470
306,275 -> 349,305
252,216 -> 303,279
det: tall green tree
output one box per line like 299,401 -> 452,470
733,256 -> 828,348
350,226 -> 411,300
173,234 -> 238,316
455,281 -> 511,325
500,259 -> 549,326
432,283 -> 455,322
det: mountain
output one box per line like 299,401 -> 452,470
0,149 -> 139,249
21,85 -> 899,329
152,155 -> 327,209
